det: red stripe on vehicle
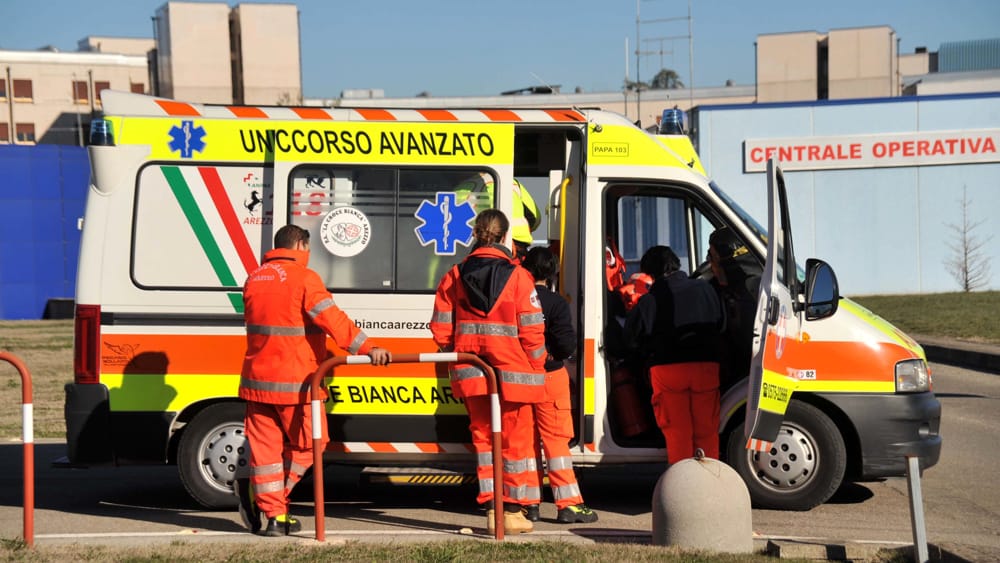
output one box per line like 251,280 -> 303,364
155,100 -> 200,116
417,109 -> 458,121
292,107 -> 333,119
198,167 -> 259,275
480,109 -> 522,122
355,108 -> 397,120
543,109 -> 585,122
227,106 -> 268,118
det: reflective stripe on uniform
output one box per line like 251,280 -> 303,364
246,324 -> 306,336
501,370 -> 546,386
477,451 -> 493,466
251,462 -> 283,476
453,366 -> 485,381
552,483 -> 582,501
504,456 -> 537,474
528,346 -> 546,359
308,297 -> 337,319
347,332 -> 367,354
457,322 -> 518,337
240,377 -> 309,394
255,479 -> 284,494
432,310 -> 452,324
518,312 -> 544,326
547,456 -> 574,471
479,478 -> 494,494
507,484 -> 541,501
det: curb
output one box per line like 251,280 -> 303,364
914,335 -> 1000,374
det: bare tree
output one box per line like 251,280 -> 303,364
943,186 -> 993,291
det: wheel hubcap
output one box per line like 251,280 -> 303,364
197,422 -> 249,494
747,422 -> 818,492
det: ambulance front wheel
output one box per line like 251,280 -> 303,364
725,400 -> 846,511
177,402 -> 248,509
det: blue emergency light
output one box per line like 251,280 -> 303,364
659,108 -> 686,135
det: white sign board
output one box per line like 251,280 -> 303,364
744,129 -> 1000,172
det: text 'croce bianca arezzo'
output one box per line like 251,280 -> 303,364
743,129 -> 999,171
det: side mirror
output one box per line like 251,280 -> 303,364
804,258 -> 840,321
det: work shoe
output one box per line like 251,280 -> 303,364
522,504 -> 540,522
486,508 -> 534,534
263,513 -> 302,537
234,478 -> 261,534
557,503 -> 599,524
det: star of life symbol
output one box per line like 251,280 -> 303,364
414,192 -> 476,255
168,120 -> 206,158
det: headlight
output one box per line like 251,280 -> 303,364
895,359 -> 930,393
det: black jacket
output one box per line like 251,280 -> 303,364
535,284 -> 576,371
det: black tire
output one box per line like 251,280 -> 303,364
725,400 -> 846,511
177,402 -> 248,509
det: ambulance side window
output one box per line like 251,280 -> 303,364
615,192 -> 715,276
288,166 -> 495,292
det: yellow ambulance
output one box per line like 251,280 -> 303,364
64,91 -> 940,511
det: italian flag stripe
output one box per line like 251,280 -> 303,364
198,166 -> 259,275
161,165 -> 239,290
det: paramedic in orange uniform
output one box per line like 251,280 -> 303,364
430,209 -> 546,534
236,224 -> 390,536
625,245 -> 723,465
520,246 -> 598,524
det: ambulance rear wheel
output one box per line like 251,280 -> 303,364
177,402 -> 248,509
726,400 -> 846,511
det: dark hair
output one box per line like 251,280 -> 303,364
473,209 -> 509,246
639,245 -> 681,277
709,227 -> 747,260
522,246 -> 558,283
274,224 -> 310,249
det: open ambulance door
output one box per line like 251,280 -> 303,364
744,159 -> 802,450
744,159 -> 842,451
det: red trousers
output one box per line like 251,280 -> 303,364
649,362 -> 720,465
465,395 -> 540,506
244,401 -> 328,518
530,367 -> 584,509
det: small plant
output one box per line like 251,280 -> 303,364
943,186 -> 992,292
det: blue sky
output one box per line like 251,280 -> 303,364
1,0 -> 998,99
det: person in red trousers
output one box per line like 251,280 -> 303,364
625,245 -> 723,465
430,209 -> 546,534
520,246 -> 598,524
236,224 -> 390,536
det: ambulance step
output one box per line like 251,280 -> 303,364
361,466 -> 477,486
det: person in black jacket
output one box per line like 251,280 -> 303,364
520,246 -> 598,524
707,227 -> 762,392
625,245 -> 723,465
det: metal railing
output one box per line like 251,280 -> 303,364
308,352 -> 505,541
0,351 -> 34,548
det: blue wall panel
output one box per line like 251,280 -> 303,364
0,145 -> 88,319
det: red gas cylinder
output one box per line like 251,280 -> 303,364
610,365 -> 652,437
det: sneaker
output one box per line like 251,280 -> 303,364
557,503 -> 599,524
486,508 -> 534,534
522,504 -> 540,522
234,478 -> 261,534
263,514 -> 302,537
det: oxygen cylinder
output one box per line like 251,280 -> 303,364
610,365 -> 652,437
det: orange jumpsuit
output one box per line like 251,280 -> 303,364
430,243 -> 546,507
239,247 -> 375,518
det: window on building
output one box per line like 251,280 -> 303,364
13,79 -> 33,102
73,80 -> 89,104
0,123 -> 10,143
94,81 -> 111,106
15,123 -> 36,143
130,82 -> 145,94
0,80 -> 7,101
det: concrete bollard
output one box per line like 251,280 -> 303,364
652,454 -> 754,553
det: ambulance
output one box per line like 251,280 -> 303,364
64,91 -> 941,511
